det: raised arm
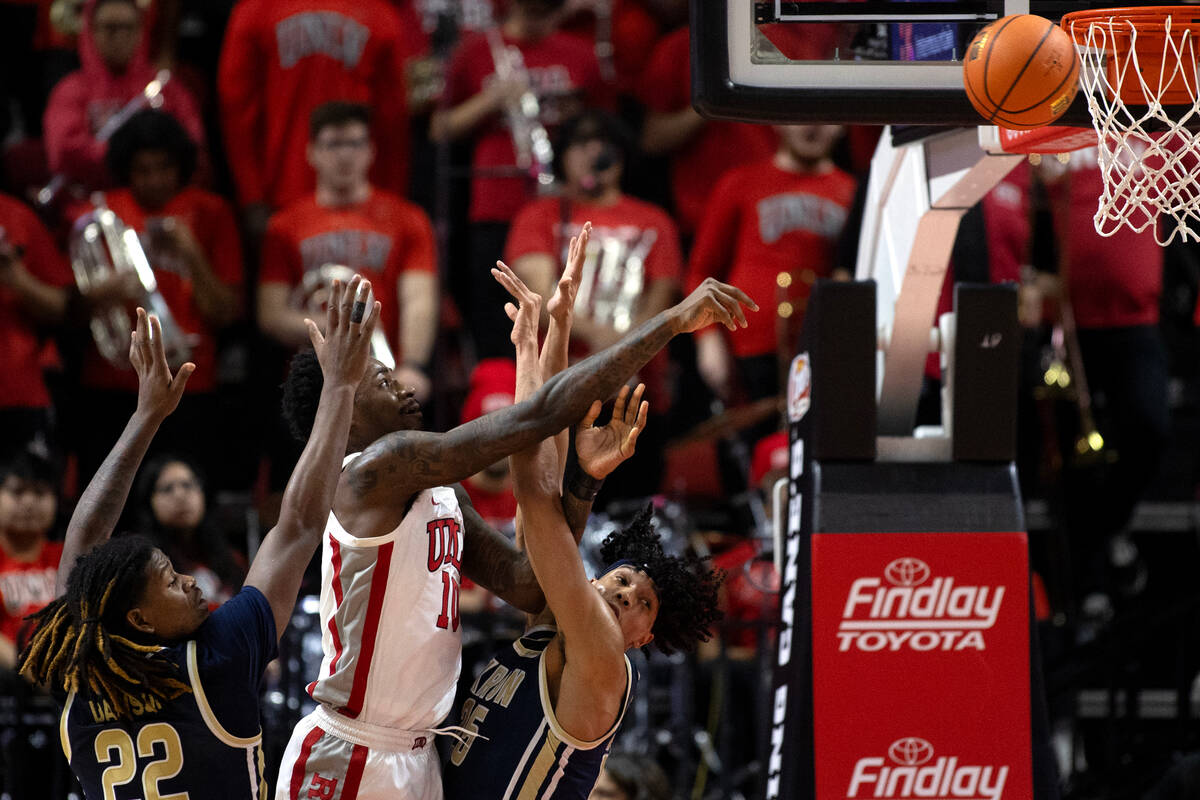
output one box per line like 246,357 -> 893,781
511,385 -> 648,681
244,276 -> 378,639
341,274 -> 757,522
56,309 -> 194,594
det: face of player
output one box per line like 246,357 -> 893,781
562,138 -> 622,198
91,0 -> 142,73
352,358 -> 424,443
775,124 -> 843,164
150,461 -> 205,533
307,121 -> 374,195
127,549 -> 210,641
129,149 -> 181,212
0,475 -> 56,542
590,565 -> 658,651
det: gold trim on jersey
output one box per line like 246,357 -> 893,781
536,645 -> 633,751
513,626 -> 556,658
516,726 -> 568,800
60,690 -> 75,761
186,641 -> 263,748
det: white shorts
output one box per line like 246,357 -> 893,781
275,706 -> 443,800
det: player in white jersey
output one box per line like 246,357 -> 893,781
273,223 -> 758,800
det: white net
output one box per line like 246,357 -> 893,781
1069,12 -> 1200,245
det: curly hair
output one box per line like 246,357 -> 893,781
599,506 -> 724,655
18,536 -> 191,719
281,347 -> 323,444
105,109 -> 198,187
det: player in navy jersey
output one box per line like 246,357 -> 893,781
440,260 -> 725,799
18,275 -> 381,800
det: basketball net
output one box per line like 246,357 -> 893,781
1067,11 -> 1200,245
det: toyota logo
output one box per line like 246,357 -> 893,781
884,557 -> 931,587
888,737 -> 934,766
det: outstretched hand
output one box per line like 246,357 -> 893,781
547,221 -> 590,326
306,274 -> 380,389
130,307 -> 194,420
576,383 -> 649,480
672,277 -> 758,335
492,260 -> 542,350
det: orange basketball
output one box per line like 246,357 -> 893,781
963,14 -> 1080,130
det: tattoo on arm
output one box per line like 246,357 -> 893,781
455,485 -> 544,614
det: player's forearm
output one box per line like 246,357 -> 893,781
58,409 -> 165,594
277,384 -> 356,539
530,308 -> 678,440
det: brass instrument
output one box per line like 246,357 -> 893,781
485,27 -> 556,194
36,71 -> 172,211
291,264 -> 396,369
68,198 -> 193,369
574,228 -> 655,333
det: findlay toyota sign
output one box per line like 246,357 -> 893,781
811,533 -> 1031,800
837,557 -> 1006,652
847,737 -> 1010,800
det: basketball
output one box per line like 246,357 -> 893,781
963,14 -> 1080,130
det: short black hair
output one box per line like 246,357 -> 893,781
281,348 -> 323,444
599,506 -> 724,655
309,101 -> 371,141
105,109 -> 198,187
553,109 -> 634,179
0,446 -> 58,488
601,752 -> 671,800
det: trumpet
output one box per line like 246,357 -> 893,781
485,27 -> 556,194
68,197 -> 193,369
291,264 -> 396,369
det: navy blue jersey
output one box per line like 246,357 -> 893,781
61,586 -> 277,800
442,626 -> 636,800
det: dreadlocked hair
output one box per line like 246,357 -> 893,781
17,536 -> 191,718
599,505 -> 725,655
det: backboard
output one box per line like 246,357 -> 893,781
691,0 -> 1168,125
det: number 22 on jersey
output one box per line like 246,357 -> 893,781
95,723 -> 188,800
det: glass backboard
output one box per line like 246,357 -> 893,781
691,0 -> 1160,125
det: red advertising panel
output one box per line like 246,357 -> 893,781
811,532 -> 1030,800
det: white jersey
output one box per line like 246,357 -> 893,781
308,454 -> 464,730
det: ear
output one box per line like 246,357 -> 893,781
632,631 -> 654,650
126,606 -> 155,635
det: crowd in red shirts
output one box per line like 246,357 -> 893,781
0,0 -> 1190,796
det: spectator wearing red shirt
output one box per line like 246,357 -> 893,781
432,0 -> 613,358
506,110 -> 682,502
259,102 -> 438,402
43,0 -> 205,196
217,0 -> 414,243
1029,150 -> 1168,618
0,448 -> 63,670
688,125 -> 855,408
67,109 -> 243,489
0,192 -> 73,454
639,25 -> 778,240
459,358 -> 520,531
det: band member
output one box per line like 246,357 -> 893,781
442,260 -> 722,800
273,223 -> 755,799
19,277 -> 380,799
688,125 -> 855,408
218,0 -> 415,240
0,192 -> 73,453
43,0 -> 204,194
67,108 -> 243,491
0,448 -> 63,670
259,101 -> 437,401
431,0 -> 613,359
505,109 -> 683,501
